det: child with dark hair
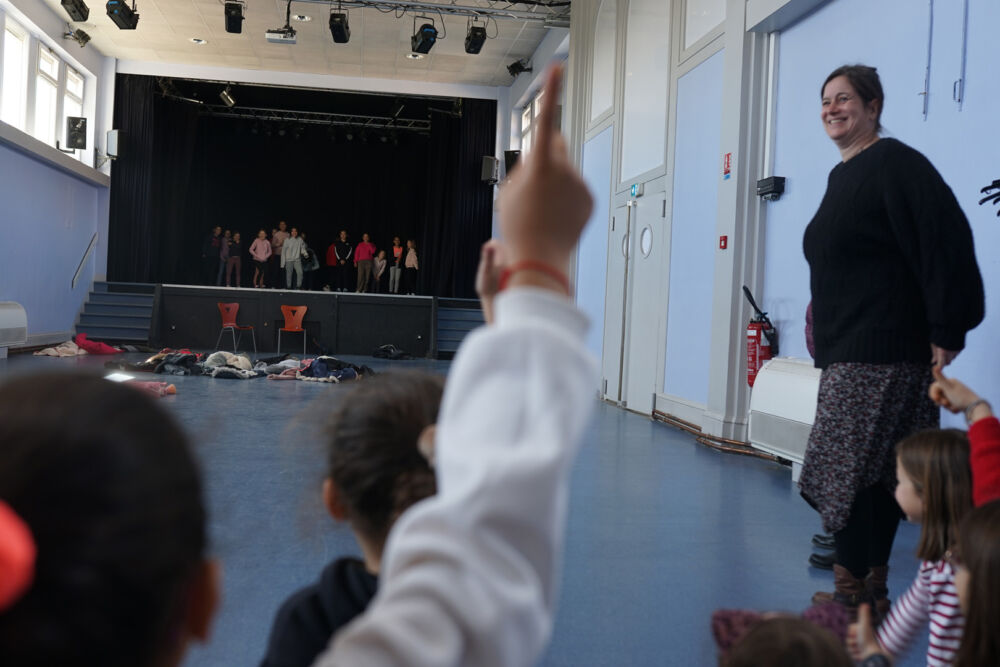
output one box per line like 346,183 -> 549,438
951,500 -> 1000,667
722,616 -> 853,667
848,429 -> 973,665
0,373 -> 217,667
260,372 -> 443,667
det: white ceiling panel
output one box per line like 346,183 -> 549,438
46,0 -> 569,88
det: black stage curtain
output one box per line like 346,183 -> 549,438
108,74 -> 496,297
109,76 -> 199,283
421,99 -> 496,298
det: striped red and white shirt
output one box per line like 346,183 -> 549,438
877,559 -> 963,667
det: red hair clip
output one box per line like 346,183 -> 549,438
0,500 -> 36,610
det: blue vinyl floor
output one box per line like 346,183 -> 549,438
0,351 -> 927,666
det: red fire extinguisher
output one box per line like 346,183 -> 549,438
743,286 -> 779,387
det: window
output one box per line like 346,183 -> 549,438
63,67 -> 84,158
33,44 -> 60,146
1,20 -> 29,130
519,89 -> 548,156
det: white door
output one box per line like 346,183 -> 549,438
602,204 -> 631,402
622,193 -> 666,415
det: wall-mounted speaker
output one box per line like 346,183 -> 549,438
66,116 -> 87,149
504,149 -> 521,177
106,129 -> 120,157
481,156 -> 499,184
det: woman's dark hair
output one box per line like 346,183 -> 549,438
724,616 -> 852,667
953,500 -> 1000,667
896,429 -> 972,561
0,373 -> 206,667
821,64 -> 884,132
326,372 -> 442,549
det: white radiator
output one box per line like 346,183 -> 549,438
748,357 -> 821,465
0,302 -> 27,350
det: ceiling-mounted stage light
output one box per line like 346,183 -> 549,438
106,0 -> 139,29
61,0 -> 90,22
507,58 -> 532,77
464,19 -> 486,54
329,11 -> 350,43
219,85 -> 236,107
410,18 -> 437,54
224,1 -> 244,34
64,25 -> 91,47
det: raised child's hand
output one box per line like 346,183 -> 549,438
496,64 -> 593,282
475,240 -> 506,325
929,366 -> 982,413
847,604 -> 889,663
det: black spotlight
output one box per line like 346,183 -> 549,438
106,0 -> 139,29
61,0 -> 90,22
329,12 -> 349,43
507,59 -> 532,77
411,21 -> 437,54
224,1 -> 244,34
465,25 -> 486,54
64,26 -> 91,47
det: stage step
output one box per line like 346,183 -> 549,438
436,305 -> 485,355
75,282 -> 155,344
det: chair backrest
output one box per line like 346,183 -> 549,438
218,302 -> 239,328
280,305 -> 307,331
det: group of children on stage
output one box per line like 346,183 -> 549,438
4,65 -> 999,667
202,223 -> 420,294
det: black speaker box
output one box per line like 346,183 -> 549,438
66,116 -> 87,149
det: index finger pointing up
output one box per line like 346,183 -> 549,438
532,64 -> 562,164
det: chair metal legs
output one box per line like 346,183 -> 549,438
215,326 -> 237,352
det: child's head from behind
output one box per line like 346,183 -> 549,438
0,373 -> 214,667
952,500 -> 1000,667
324,372 -> 443,556
723,616 -> 851,667
896,428 -> 972,561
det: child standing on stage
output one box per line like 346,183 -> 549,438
250,229 -> 272,288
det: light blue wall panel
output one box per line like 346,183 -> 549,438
0,143 -> 100,336
663,49 -> 725,403
766,0 -> 1000,423
577,126 -> 614,360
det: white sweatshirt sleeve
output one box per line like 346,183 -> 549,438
313,287 -> 598,667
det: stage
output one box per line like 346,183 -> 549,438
141,284 -> 483,358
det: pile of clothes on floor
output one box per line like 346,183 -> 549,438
103,349 -> 374,383
33,333 -> 154,357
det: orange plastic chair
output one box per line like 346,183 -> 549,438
278,305 -> 307,356
215,303 -> 257,356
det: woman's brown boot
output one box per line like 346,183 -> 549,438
865,565 -> 891,620
811,565 -> 871,618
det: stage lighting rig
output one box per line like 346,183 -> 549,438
61,0 -> 90,22
507,58 -> 532,77
106,0 -> 139,29
410,17 -> 437,54
64,25 -> 91,47
266,0 -> 297,43
464,18 -> 486,54
224,0 -> 245,34
219,85 -> 236,107
329,8 -> 350,43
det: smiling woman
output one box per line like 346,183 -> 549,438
798,63 -> 985,616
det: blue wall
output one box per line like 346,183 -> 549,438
663,49 -> 725,404
577,126 -> 614,360
764,0 -> 1000,425
0,142 -> 103,338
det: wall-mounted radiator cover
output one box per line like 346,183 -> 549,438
0,302 -> 28,348
748,357 -> 821,464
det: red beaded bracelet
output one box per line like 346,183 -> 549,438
498,261 -> 571,295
